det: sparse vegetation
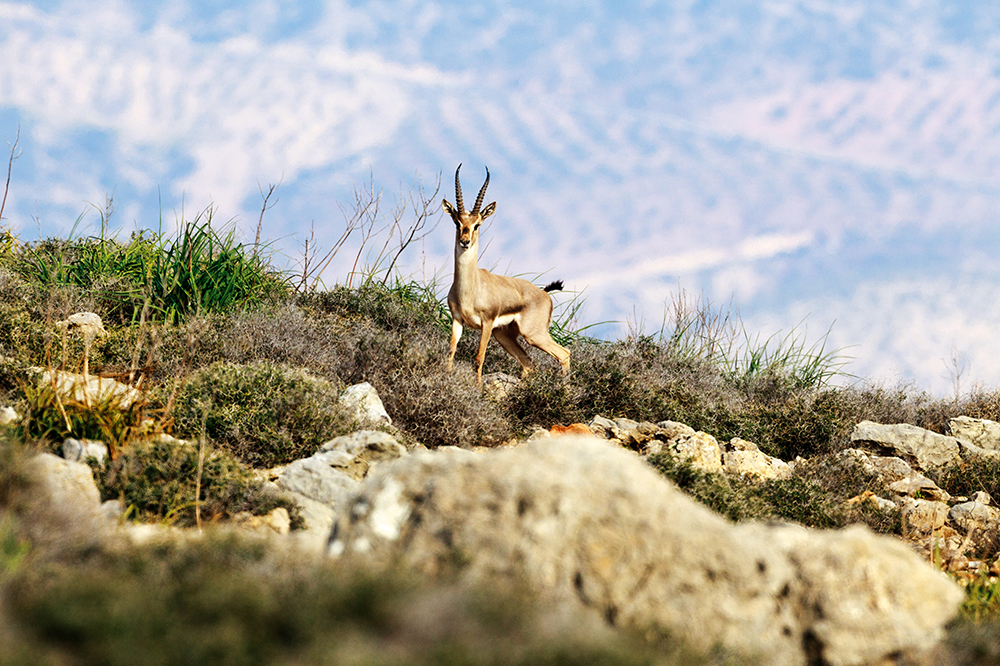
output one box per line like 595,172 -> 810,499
3,187 -> 1000,663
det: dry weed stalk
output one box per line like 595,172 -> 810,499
296,173 -> 441,292
0,124 -> 19,230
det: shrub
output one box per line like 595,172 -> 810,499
98,436 -> 300,527
299,279 -> 449,335
650,453 -> 850,530
933,456 -> 1000,503
707,390 -> 856,460
506,369 -> 584,432
168,361 -> 354,468
383,370 -> 513,448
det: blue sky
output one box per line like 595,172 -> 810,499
2,0 -> 1000,394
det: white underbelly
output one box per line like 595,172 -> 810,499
463,311 -> 519,329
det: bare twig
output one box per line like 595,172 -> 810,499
380,174 -> 441,284
254,179 -> 281,255
195,402 -> 209,531
294,171 -> 443,292
1,124 -> 21,230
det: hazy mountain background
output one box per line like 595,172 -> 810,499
2,0 -> 1000,394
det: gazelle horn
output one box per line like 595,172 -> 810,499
454,164 -> 465,214
472,167 -> 490,215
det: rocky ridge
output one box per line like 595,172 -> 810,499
11,374 -> 999,665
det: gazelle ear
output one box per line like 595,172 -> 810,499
442,199 -> 458,219
481,202 -> 496,219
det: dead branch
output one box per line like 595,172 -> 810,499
1,124 -> 21,230
254,178 -> 282,255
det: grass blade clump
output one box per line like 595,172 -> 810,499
11,212 -> 291,327
147,214 -> 290,324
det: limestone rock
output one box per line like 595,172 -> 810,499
723,438 -> 791,481
232,507 -> 291,536
867,454 -> 915,482
24,452 -> 101,516
669,430 -> 724,474
844,491 -> 898,515
972,490 -> 994,505
33,368 -> 142,408
277,452 -> 359,504
948,416 -> 1000,450
948,501 -> 1000,553
62,438 -> 109,466
319,430 -> 406,472
655,420 -> 697,440
340,382 -> 392,426
0,406 -> 18,425
587,415 -> 616,438
285,491 -> 336,551
901,499 -> 949,537
56,311 -> 108,338
834,449 -> 878,477
330,436 -> 961,666
850,421 -> 961,471
887,474 -> 950,501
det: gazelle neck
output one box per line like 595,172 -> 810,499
453,241 -> 480,293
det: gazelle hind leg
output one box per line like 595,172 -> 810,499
493,325 -> 534,376
523,330 -> 570,374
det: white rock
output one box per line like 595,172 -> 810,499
340,382 -> 391,425
948,416 -> 1000,450
901,499 -> 949,537
850,421 -> 962,472
56,312 -> 108,338
33,368 -> 142,408
277,453 -> 359,505
319,430 -> 406,466
23,452 -> 101,515
669,430 -> 724,474
330,436 -> 961,666
62,438 -> 109,466
0,406 -> 18,425
723,446 -> 792,481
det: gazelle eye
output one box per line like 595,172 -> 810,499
473,224 -> 480,231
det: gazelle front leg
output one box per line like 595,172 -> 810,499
447,319 -> 463,371
475,318 -> 495,384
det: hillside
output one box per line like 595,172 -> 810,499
2,222 -> 1000,664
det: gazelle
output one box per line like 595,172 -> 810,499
443,164 -> 571,384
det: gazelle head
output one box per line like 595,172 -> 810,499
442,164 -> 496,251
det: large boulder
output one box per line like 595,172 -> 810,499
850,421 -> 962,472
329,436 -> 961,666
278,430 -> 407,550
